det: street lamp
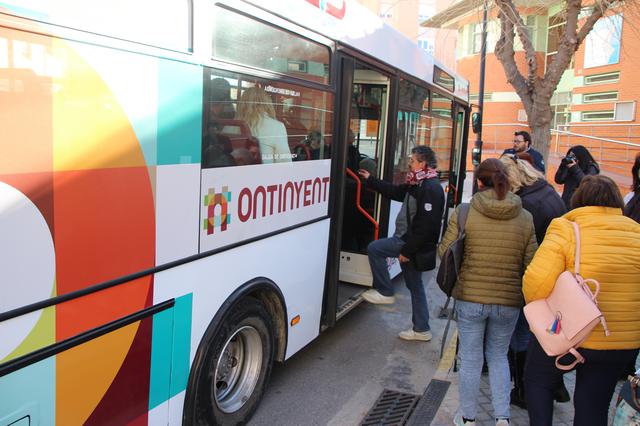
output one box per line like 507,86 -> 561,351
472,0 -> 488,194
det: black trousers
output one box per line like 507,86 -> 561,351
523,339 -> 638,426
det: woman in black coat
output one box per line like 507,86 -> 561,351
500,154 -> 568,408
554,145 -> 599,209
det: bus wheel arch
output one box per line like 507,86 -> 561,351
183,278 -> 287,425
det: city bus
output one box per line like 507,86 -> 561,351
0,0 -> 470,424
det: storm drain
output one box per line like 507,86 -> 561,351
405,379 -> 451,426
360,389 -> 420,426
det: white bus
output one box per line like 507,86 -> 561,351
0,0 -> 470,424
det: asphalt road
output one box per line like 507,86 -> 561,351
248,272 -> 451,426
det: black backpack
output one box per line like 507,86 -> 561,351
436,203 -> 470,297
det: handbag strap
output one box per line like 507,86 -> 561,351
570,221 -> 610,336
456,203 -> 470,238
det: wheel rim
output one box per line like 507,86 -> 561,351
214,325 -> 263,413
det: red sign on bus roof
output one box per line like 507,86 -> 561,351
305,0 -> 346,20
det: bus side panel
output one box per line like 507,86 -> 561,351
0,22 -> 162,425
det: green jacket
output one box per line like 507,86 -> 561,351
438,189 -> 538,307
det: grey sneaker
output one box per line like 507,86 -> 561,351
362,289 -> 395,304
495,419 -> 510,426
398,329 -> 432,341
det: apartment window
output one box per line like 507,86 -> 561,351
583,91 -> 618,103
469,93 -> 493,102
615,101 -> 636,121
581,110 -> 615,121
584,71 -> 620,85
546,12 -> 567,71
524,15 -> 536,47
472,23 -> 483,54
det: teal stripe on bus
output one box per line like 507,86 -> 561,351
157,60 -> 202,165
149,293 -> 193,410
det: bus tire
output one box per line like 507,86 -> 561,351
194,297 -> 275,425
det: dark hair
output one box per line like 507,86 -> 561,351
412,145 -> 437,169
567,145 -> 597,173
570,175 -> 624,210
515,151 -> 535,167
477,158 -> 510,200
631,152 -> 640,194
514,130 -> 532,147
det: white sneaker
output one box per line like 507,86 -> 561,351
362,289 -> 395,304
398,329 -> 432,342
495,419 -> 510,426
453,413 -> 476,426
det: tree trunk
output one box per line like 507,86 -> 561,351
531,119 -> 552,168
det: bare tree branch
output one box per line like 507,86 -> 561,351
494,2 -> 533,113
496,0 -> 539,89
577,0 -> 618,43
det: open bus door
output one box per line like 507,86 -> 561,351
329,61 -> 394,320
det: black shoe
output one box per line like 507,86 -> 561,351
553,384 -> 571,403
510,388 -> 527,409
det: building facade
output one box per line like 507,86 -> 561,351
424,1 -> 640,189
355,0 -> 457,70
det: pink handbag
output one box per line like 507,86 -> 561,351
523,221 -> 609,370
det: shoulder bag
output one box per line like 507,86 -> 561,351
613,371 -> 640,425
523,221 -> 609,370
436,203 -> 470,297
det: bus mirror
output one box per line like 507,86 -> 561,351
471,146 -> 482,167
471,112 -> 481,134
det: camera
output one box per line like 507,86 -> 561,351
563,152 -> 577,163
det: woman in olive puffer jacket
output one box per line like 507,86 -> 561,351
439,158 -> 537,426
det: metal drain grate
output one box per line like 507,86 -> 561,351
405,379 -> 450,426
360,389 -> 420,426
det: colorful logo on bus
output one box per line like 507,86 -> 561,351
204,186 -> 231,234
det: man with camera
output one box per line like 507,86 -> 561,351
502,131 -> 545,173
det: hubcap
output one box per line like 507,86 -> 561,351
214,325 -> 263,413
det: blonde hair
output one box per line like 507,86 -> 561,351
499,154 -> 544,192
236,86 -> 276,130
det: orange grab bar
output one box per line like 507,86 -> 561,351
345,168 -> 379,240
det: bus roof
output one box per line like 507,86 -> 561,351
243,0 -> 469,102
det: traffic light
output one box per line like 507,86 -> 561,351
471,112 -> 482,134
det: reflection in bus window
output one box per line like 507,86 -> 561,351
202,70 -> 333,168
211,6 -> 330,84
237,87 -> 291,164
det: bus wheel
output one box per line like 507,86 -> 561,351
196,298 -> 275,425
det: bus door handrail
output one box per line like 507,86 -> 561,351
345,168 -> 379,240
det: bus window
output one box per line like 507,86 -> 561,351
202,70 -> 333,168
393,80 -> 430,184
211,6 -> 330,85
431,93 -> 454,178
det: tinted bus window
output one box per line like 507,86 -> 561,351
212,7 -> 330,85
0,0 -> 191,51
393,81 -> 430,184
202,70 -> 333,168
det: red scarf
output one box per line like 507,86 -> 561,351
406,167 -> 438,185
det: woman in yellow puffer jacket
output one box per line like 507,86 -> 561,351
523,175 -> 640,426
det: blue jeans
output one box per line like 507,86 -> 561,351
455,300 -> 519,420
509,308 -> 531,353
367,236 -> 430,332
